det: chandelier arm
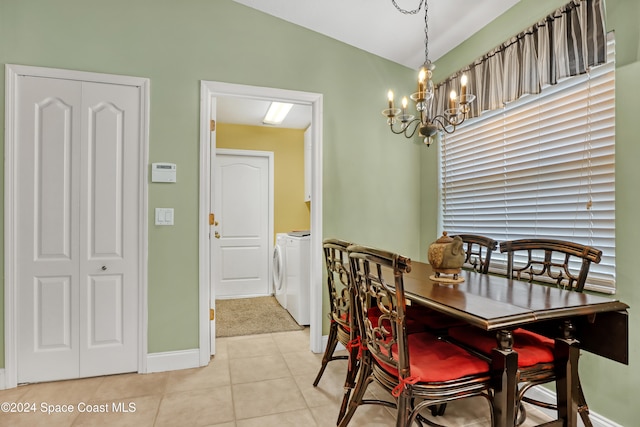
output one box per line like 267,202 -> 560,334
390,118 -> 421,138
431,115 -> 458,134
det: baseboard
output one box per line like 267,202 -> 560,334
146,349 -> 202,373
526,386 -> 623,427
0,353 -> 201,389
321,334 -> 346,352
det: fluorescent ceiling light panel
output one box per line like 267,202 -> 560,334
263,102 -> 293,125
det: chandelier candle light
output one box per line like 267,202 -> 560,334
382,0 -> 475,146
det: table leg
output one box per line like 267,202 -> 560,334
554,320 -> 580,427
491,329 -> 518,427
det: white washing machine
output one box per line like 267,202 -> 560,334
272,233 -> 288,309
284,232 -> 311,325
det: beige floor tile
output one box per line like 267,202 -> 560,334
155,386 -> 234,427
235,408 -> 317,427
20,376 -> 105,404
93,372 -> 169,401
0,330 -> 560,426
165,360 -> 230,393
70,394 -> 161,427
232,377 -> 307,420
311,402 -> 397,427
229,354 -> 290,384
0,383 -> 31,401
272,329 -> 312,353
0,408 -> 79,427
213,337 -> 230,360
281,350 -> 324,376
293,371 -> 347,409
226,334 -> 280,359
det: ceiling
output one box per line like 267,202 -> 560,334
220,0 -> 520,129
217,97 -> 312,130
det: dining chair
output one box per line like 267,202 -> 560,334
339,244 -> 494,427
312,238 -> 356,423
451,233 -> 498,274
314,238 -> 447,423
448,238 -> 602,426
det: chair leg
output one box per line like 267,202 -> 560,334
313,323 -> 339,386
577,379 -> 593,427
396,392 -> 411,427
337,348 -> 361,423
338,356 -> 372,427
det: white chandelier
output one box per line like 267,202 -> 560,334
382,0 -> 475,146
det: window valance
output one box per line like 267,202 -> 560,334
433,0 -> 606,119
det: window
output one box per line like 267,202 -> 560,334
439,34 -> 615,293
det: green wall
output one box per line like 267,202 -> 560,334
420,0 -> 639,425
0,0 -> 419,361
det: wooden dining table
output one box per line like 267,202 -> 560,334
399,261 -> 629,427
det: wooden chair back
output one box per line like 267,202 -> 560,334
323,238 -> 353,332
347,245 -> 411,377
499,238 -> 602,292
452,234 -> 498,274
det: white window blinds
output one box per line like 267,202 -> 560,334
439,34 -> 615,293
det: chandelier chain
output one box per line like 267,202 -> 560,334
384,0 -> 471,145
424,2 -> 429,64
390,0 -> 430,64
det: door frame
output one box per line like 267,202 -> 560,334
199,81 -> 323,362
3,64 -> 150,388
213,148 -> 275,301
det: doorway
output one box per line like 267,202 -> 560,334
199,81 -> 323,362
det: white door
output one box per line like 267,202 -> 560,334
15,74 -> 142,383
213,151 -> 272,299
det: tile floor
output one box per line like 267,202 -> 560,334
0,328 -> 554,426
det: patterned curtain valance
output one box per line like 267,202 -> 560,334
433,0 -> 606,119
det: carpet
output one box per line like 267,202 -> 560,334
215,296 -> 304,337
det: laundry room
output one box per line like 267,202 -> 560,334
213,108 -> 312,337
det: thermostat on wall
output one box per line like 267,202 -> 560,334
151,163 -> 177,183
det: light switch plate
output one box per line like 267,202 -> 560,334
155,208 -> 174,225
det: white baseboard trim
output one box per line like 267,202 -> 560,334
321,334 -> 346,352
526,386 -> 622,427
0,352 -> 203,389
146,349 -> 202,373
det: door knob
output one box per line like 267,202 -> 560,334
214,231 -> 221,239
101,266 -> 107,271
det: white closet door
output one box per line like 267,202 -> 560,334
78,82 -> 140,377
16,76 -> 82,382
15,75 -> 140,383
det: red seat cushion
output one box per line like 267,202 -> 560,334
368,306 -> 426,335
373,332 -> 490,382
448,326 -> 555,367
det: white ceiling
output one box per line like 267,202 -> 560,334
217,97 -> 312,130
220,0 -> 520,129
